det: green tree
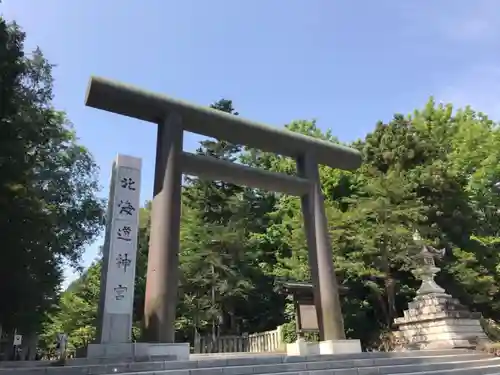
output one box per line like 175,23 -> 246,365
0,17 -> 104,337
180,99 -> 281,340
328,170 -> 424,344
39,263 -> 100,355
40,92 -> 500,353
357,100 -> 500,329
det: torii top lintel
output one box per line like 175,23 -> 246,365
85,76 -> 362,171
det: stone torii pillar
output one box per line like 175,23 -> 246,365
144,113 -> 184,342
297,154 -> 345,340
85,76 -> 362,345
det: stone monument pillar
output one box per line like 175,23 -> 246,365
393,231 -> 489,349
97,154 -> 142,344
88,154 -> 189,361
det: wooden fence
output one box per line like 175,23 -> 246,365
194,326 -> 283,354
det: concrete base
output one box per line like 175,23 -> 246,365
286,338 -> 314,356
394,293 -> 489,350
319,339 -> 362,354
286,338 -> 362,356
395,319 -> 489,350
86,342 -> 189,361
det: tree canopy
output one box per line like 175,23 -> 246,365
42,98 -> 500,351
0,17 -> 104,340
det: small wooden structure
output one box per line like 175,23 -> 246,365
282,281 -> 348,338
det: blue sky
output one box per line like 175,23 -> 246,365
3,0 -> 500,287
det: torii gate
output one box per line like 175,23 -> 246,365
85,76 -> 362,343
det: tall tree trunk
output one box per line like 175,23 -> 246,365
381,236 -> 396,325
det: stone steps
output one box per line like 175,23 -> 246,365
273,357 -> 500,375
0,350 -> 495,375
400,363 -> 500,375
121,356 -> 500,375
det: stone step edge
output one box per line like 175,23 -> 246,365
75,348 -> 481,366
394,312 -> 482,324
0,351 -> 487,372
177,357 -> 500,375
0,350 -> 475,369
49,354 -> 497,375
395,361 -> 500,375
254,358 -> 500,375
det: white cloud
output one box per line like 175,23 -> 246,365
422,1 -> 500,120
396,0 -> 500,44
438,65 -> 500,120
443,17 -> 496,42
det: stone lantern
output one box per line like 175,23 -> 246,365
411,230 -> 446,297
393,230 -> 489,350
